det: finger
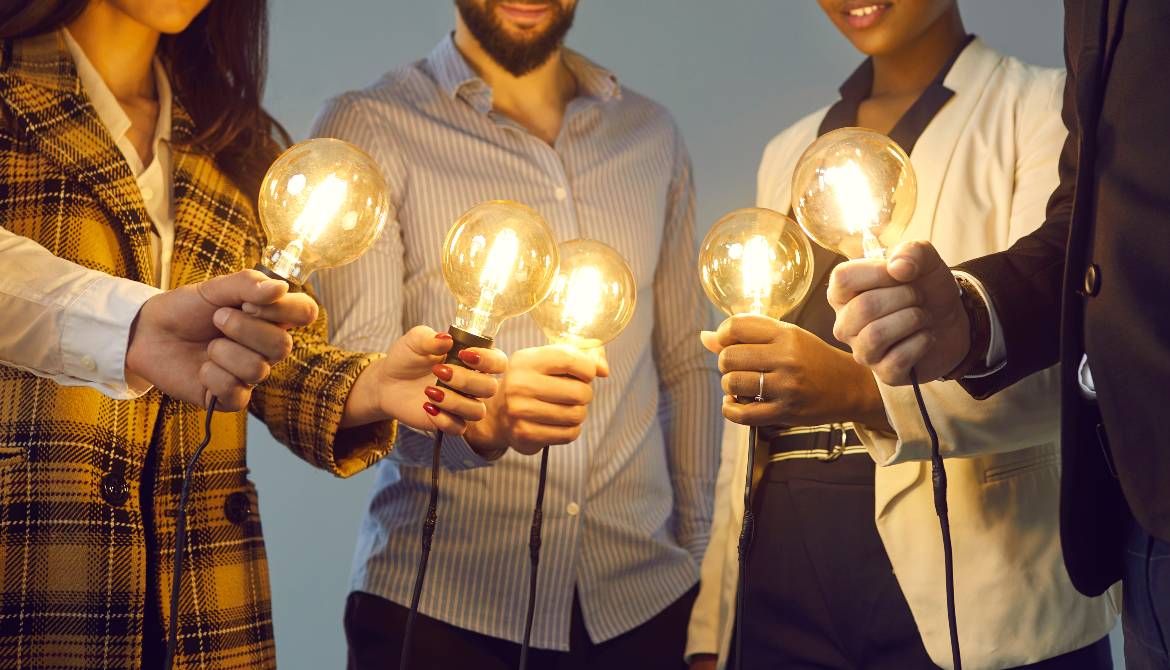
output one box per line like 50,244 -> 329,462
424,385 -> 487,422
213,308 -> 295,363
720,370 -> 776,400
512,372 -> 593,406
718,343 -> 785,375
439,364 -> 500,400
831,284 -> 922,343
587,347 -> 609,378
512,420 -> 582,448
700,330 -> 723,355
529,345 -> 599,382
196,270 -> 287,308
457,347 -> 508,375
827,259 -> 899,310
506,396 -> 588,427
873,330 -> 936,386
852,307 -> 931,367
886,240 -> 949,284
207,337 -> 272,386
721,396 -> 786,427
423,402 -> 469,436
198,361 -> 252,412
717,313 -> 783,348
240,292 -> 319,328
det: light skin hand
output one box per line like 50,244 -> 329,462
464,344 -> 609,456
700,314 -> 890,431
125,269 -> 318,412
827,240 -> 971,385
340,326 -> 507,436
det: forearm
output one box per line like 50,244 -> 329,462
663,363 -> 723,560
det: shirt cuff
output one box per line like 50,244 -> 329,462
60,275 -> 161,399
952,271 -> 1005,377
394,424 -> 497,471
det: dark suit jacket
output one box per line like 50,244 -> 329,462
956,0 -> 1170,597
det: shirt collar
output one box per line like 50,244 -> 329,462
61,28 -> 173,151
819,34 -> 976,154
426,34 -> 621,115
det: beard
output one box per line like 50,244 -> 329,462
455,0 -> 577,77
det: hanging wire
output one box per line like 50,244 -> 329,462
399,430 -> 445,670
518,445 -> 551,670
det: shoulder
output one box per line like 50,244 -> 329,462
756,106 -> 829,208
610,85 -> 682,139
312,59 -> 439,134
997,55 -> 1065,109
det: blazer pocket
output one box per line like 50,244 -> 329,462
983,448 -> 1059,484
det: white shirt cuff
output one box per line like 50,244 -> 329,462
60,275 -> 161,399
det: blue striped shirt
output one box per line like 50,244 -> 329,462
311,36 -> 722,650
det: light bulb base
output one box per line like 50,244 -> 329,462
436,326 -> 495,396
253,262 -> 303,292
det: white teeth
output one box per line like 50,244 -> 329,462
848,5 -> 882,17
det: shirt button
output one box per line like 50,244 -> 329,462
1082,264 -> 1101,297
554,187 -> 568,202
223,491 -> 252,524
80,355 -> 97,372
566,502 -> 580,516
141,186 -> 155,202
462,459 -> 476,467
100,472 -> 129,507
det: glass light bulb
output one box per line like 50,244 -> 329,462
441,200 -> 560,339
698,208 -> 816,319
257,138 -> 391,284
531,239 -> 637,349
790,127 -> 917,260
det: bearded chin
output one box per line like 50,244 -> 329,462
456,0 -> 576,77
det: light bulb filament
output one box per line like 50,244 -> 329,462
560,265 -> 604,335
822,160 -> 879,234
292,173 -> 349,245
741,235 -> 773,315
469,228 -> 521,335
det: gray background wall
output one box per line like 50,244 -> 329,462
254,2 -> 1112,668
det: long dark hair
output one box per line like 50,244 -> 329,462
0,0 -> 290,204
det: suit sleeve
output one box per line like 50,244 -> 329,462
954,54 -> 1078,399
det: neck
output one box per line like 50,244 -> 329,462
870,7 -> 966,97
67,2 -> 159,101
452,19 -> 577,115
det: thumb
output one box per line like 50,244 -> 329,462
699,330 -> 723,355
198,270 -> 287,308
396,325 -> 447,358
887,240 -> 948,283
589,346 -> 610,378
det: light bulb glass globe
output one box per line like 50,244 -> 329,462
532,239 -> 637,349
698,208 -> 816,319
790,127 -> 917,260
442,200 -> 560,339
258,138 -> 391,284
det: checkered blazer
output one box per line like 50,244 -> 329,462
0,32 -> 395,669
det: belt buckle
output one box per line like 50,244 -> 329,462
817,425 -> 847,462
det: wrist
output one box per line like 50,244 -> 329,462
943,275 -> 989,380
847,358 -> 892,431
463,416 -> 508,460
343,357 -> 393,429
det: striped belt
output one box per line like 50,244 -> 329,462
762,423 -> 867,463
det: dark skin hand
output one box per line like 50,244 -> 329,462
700,314 -> 892,431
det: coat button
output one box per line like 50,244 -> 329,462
224,491 -> 251,524
100,472 -> 129,507
1082,264 -> 1101,296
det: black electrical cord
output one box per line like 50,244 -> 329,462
910,367 -> 961,670
733,424 -> 759,670
399,430 -> 445,670
163,397 -> 218,670
518,445 -> 551,670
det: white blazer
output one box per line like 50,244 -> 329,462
686,39 -> 1119,670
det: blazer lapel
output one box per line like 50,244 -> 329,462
0,31 -> 155,284
908,40 -> 1003,246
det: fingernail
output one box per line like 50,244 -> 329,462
425,386 -> 445,403
458,350 -> 481,366
260,279 -> 284,291
433,365 -> 453,382
435,332 -> 453,341
213,308 -> 229,328
242,303 -> 260,315
423,402 -> 440,417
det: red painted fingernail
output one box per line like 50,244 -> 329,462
423,402 -> 440,417
433,365 -> 453,382
425,386 -> 445,403
434,332 -> 452,341
458,350 -> 481,366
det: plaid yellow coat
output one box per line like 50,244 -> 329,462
0,32 -> 395,668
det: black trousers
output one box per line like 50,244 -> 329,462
738,454 -> 1113,670
344,586 -> 697,670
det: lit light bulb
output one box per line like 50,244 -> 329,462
531,239 -> 637,350
698,208 -> 816,319
257,138 -> 391,285
441,201 -> 560,344
790,127 -> 917,260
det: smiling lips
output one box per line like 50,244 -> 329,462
497,2 -> 553,27
842,2 -> 893,29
